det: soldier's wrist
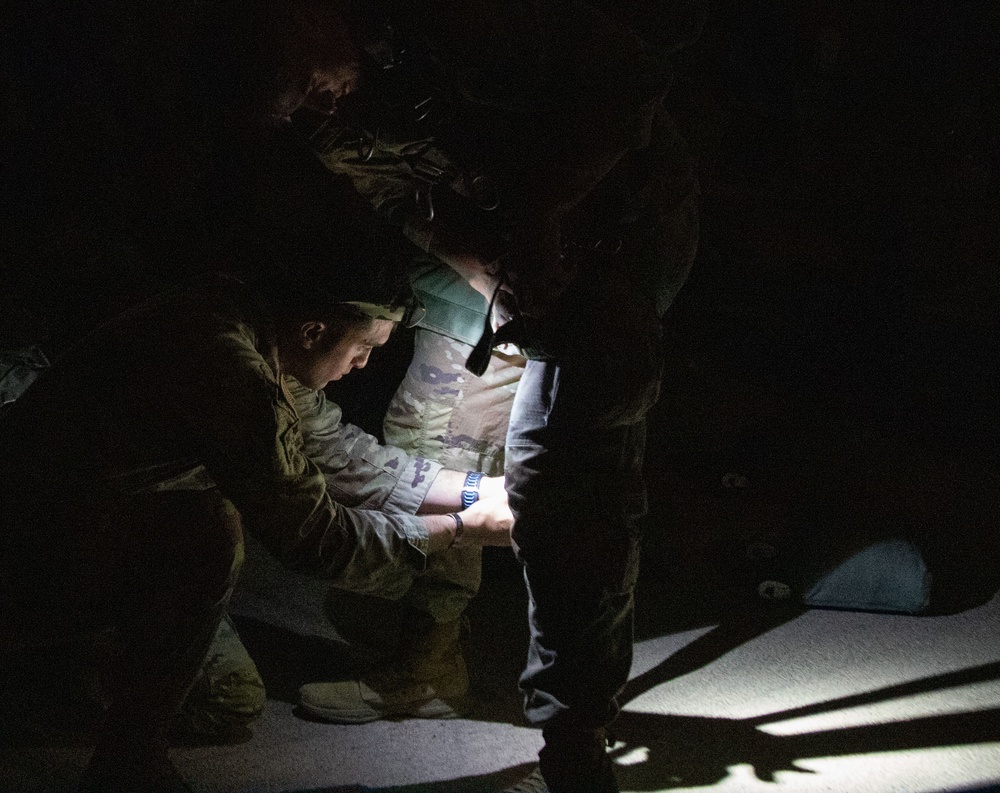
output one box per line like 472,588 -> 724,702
447,512 -> 464,548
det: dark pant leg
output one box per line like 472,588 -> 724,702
506,352 -> 652,793
504,96 -> 697,793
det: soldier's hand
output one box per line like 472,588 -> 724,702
460,478 -> 513,547
490,285 -> 518,331
478,475 -> 507,502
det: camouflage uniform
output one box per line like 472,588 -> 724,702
298,80 -> 532,632
0,274 -> 443,746
382,328 -> 525,624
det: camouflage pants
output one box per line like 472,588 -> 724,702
382,329 -> 525,622
173,611 -> 265,743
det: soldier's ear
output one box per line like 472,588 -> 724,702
299,321 -> 328,349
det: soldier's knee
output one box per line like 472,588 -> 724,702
141,489 -> 245,602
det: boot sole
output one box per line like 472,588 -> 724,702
300,695 -> 468,724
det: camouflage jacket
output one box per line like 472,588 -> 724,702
0,275 -> 440,599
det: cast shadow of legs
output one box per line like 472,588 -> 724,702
607,660 -> 1000,790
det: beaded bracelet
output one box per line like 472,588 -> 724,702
447,512 -> 464,548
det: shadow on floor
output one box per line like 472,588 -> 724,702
608,660 -> 1000,790
244,657 -> 1000,793
289,660 -> 1000,792
5,596 -> 1000,792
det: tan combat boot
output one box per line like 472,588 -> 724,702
298,611 -> 470,724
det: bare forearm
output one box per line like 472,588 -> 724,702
419,470 -> 512,550
418,468 -> 467,514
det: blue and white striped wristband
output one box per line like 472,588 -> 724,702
461,471 -> 484,510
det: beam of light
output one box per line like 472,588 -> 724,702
760,679 -> 1000,736
609,742 -> 650,766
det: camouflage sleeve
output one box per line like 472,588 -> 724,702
308,122 -> 438,253
283,376 -> 444,515
171,311 -> 429,599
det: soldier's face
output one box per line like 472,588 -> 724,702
299,60 -> 360,115
289,318 -> 394,390
271,55 -> 361,121
267,2 -> 363,123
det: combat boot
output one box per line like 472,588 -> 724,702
540,728 -> 620,793
298,610 -> 469,723
502,768 -> 550,793
503,728 -> 619,793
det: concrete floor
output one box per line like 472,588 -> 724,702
3,533 -> 1000,793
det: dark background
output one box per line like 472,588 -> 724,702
3,0 -> 998,611
331,0 -> 1000,615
